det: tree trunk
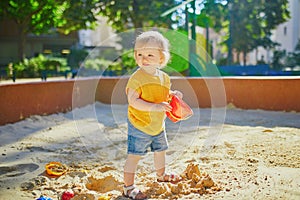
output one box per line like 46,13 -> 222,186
243,50 -> 247,66
132,0 -> 143,30
255,48 -> 258,64
17,24 -> 26,61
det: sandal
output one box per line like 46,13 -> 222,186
123,185 -> 147,200
157,172 -> 182,184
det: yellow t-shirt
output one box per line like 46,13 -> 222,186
126,68 -> 171,136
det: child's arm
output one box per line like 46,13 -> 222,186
127,88 -> 172,112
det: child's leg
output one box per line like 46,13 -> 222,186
154,150 -> 166,176
124,154 -> 147,199
154,150 -> 181,183
124,154 -> 141,186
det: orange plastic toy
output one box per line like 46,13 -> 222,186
45,162 -> 67,177
166,95 -> 193,123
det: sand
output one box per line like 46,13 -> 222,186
0,102 -> 299,200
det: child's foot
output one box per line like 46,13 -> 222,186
123,185 -> 147,200
157,172 -> 182,184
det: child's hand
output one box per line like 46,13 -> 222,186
153,102 -> 172,112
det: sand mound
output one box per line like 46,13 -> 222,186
145,163 -> 221,199
86,175 -> 122,193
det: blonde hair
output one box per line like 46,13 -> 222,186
134,31 -> 170,67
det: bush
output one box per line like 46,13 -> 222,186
10,54 -> 68,78
271,40 -> 300,70
216,57 -> 228,66
84,58 -> 113,71
100,48 -> 120,61
81,51 -> 136,76
12,54 -> 46,78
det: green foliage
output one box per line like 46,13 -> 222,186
0,0 -> 61,34
105,51 -> 136,76
0,0 -> 99,61
195,12 -> 212,28
292,39 -> 300,66
84,59 -> 113,71
271,39 -> 300,70
99,48 -> 120,61
13,54 -> 46,78
216,57 -> 227,66
285,53 -> 297,68
119,51 -> 136,71
163,30 -> 189,74
203,1 -> 225,32
81,51 -> 136,76
271,50 -> 286,70
47,57 -> 69,71
10,54 -> 68,78
58,0 -> 99,34
204,0 -> 290,64
96,0 -> 180,31
0,0 -> 98,34
285,40 -> 300,68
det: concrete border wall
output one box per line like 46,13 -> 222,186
1,77 -> 299,125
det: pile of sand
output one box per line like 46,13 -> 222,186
145,163 -> 221,199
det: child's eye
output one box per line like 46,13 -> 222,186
148,54 -> 154,57
137,53 -> 142,57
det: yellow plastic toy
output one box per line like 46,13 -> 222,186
45,162 -> 67,176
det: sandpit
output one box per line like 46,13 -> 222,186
0,102 -> 299,199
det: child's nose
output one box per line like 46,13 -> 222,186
142,56 -> 148,61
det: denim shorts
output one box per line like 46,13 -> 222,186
127,120 -> 168,156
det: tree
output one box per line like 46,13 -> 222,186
284,39 -> 300,69
0,0 -> 99,61
96,0 -> 180,32
96,0 -> 190,74
204,0 -> 290,65
294,40 -> 300,66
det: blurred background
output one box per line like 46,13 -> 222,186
0,0 -> 299,81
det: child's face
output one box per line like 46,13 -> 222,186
135,43 -> 163,69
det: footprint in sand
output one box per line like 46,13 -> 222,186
0,163 -> 39,178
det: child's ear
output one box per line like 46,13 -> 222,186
134,51 -> 137,60
160,52 -> 165,64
